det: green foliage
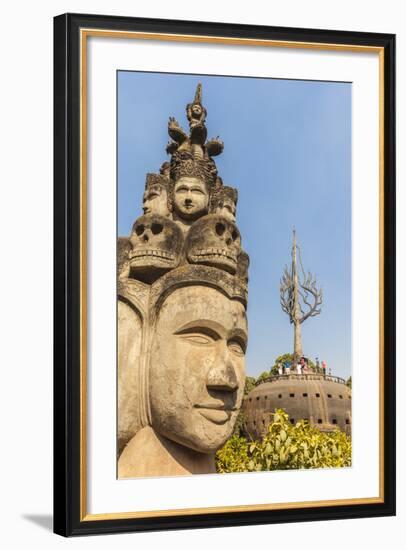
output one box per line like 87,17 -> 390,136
270,364 -> 279,376
215,432 -> 250,472
346,376 -> 352,389
257,371 -> 271,383
244,376 -> 256,396
216,409 -> 352,473
273,353 -> 294,367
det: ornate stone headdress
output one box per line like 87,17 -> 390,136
211,185 -> 238,210
144,172 -> 169,190
169,151 -> 217,188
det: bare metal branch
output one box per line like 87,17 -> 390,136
280,244 -> 322,325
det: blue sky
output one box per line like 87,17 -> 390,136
117,71 -> 352,380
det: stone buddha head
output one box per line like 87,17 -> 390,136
147,268 -> 248,454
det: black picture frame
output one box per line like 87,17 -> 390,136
54,12 -> 396,537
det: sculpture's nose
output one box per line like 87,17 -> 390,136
206,357 -> 239,392
143,233 -> 149,242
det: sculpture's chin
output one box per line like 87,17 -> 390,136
176,208 -> 206,221
158,420 -> 235,455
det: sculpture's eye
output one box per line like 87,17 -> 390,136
180,334 -> 213,345
151,223 -> 163,235
216,223 -> 225,236
228,339 -> 245,356
175,326 -> 220,344
231,230 -> 239,241
135,224 -> 145,236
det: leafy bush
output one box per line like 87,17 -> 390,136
216,409 -> 351,473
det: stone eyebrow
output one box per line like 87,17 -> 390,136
174,319 -> 225,339
229,328 -> 248,348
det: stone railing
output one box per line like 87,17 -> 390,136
254,373 -> 347,386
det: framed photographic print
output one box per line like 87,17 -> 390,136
53,13 -> 396,536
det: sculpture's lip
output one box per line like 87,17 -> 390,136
194,406 -> 234,425
194,403 -> 237,411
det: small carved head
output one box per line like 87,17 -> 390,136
185,214 -> 241,275
129,214 -> 183,283
143,174 -> 170,217
173,176 -> 209,221
142,184 -> 170,217
211,186 -> 238,221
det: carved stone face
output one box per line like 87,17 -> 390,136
186,214 -> 241,274
129,215 -> 183,283
142,184 -> 169,217
173,177 -> 209,221
191,104 -> 203,118
149,286 -> 247,453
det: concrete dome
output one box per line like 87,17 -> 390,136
243,374 -> 351,440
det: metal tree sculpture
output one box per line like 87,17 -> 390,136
280,230 -> 322,364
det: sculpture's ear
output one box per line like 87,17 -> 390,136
117,299 -> 143,456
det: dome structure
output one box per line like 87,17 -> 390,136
243,374 -> 351,440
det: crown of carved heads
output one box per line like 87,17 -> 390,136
119,84 -> 249,305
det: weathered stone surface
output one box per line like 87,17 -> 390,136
118,285 -> 247,478
210,185 -> 238,221
117,84 -> 249,477
129,214 -> 183,283
117,299 -> 143,455
117,237 -> 131,278
185,214 -> 241,275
